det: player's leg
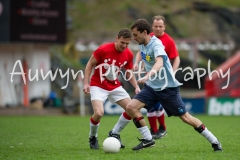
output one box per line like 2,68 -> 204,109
146,106 -> 158,135
113,98 -> 132,135
89,100 -> 104,149
153,104 -> 167,139
126,85 -> 157,150
180,112 -> 222,152
156,104 -> 166,130
89,86 -> 108,150
159,87 -> 222,152
108,86 -> 132,148
127,99 -> 155,150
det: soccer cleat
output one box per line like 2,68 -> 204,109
108,130 -> 125,148
212,142 -> 222,152
89,136 -> 99,149
132,138 -> 155,150
150,128 -> 156,136
152,128 -> 167,139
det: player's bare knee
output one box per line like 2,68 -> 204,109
126,103 -> 135,114
94,110 -> 104,119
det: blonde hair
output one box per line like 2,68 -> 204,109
152,15 -> 166,24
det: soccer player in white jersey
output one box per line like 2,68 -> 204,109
126,19 -> 222,151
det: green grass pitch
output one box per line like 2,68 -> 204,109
0,115 -> 239,160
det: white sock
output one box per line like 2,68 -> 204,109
155,110 -> 164,117
147,112 -> 156,117
112,113 -> 130,134
201,127 -> 218,144
89,121 -> 100,137
138,126 -> 152,140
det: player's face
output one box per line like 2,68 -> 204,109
152,19 -> 165,37
131,27 -> 146,45
115,36 -> 130,52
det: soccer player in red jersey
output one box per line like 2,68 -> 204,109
83,28 -> 140,149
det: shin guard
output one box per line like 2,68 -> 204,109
194,124 -> 205,133
133,116 -> 144,128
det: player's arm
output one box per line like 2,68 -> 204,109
138,56 -> 163,84
168,38 -> 180,72
148,56 -> 163,76
83,55 -> 98,93
133,50 -> 143,71
171,56 -> 180,72
126,69 -> 141,94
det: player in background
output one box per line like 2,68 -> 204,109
134,15 -> 180,139
83,28 -> 140,150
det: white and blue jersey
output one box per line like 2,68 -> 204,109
134,36 -> 186,116
140,36 -> 182,91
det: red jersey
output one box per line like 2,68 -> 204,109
90,42 -> 134,91
150,32 -> 179,59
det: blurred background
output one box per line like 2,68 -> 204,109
0,0 -> 240,116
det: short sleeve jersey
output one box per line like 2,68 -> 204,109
140,36 -> 182,91
150,32 -> 178,59
90,42 -> 134,91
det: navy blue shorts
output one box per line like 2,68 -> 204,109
148,102 -> 163,112
133,84 -> 186,117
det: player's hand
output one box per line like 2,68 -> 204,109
133,63 -> 138,71
83,84 -> 90,94
137,75 -> 148,84
135,85 -> 141,94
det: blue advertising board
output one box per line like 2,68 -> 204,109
104,98 -> 205,115
104,100 -> 147,115
182,98 -> 205,114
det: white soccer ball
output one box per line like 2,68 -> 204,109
102,137 -> 121,153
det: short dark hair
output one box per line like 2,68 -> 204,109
118,28 -> 132,39
152,15 -> 166,24
130,19 -> 151,34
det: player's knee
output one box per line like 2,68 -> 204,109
94,110 -> 104,119
126,103 -> 135,114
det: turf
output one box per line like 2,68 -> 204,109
0,115 -> 239,160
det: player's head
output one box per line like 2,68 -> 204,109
130,19 -> 151,45
115,28 -> 132,52
152,15 -> 166,37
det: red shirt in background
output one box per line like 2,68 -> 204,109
150,32 -> 179,59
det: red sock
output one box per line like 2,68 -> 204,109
147,116 -> 158,133
90,117 -> 100,125
157,114 -> 166,130
123,112 -> 132,120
